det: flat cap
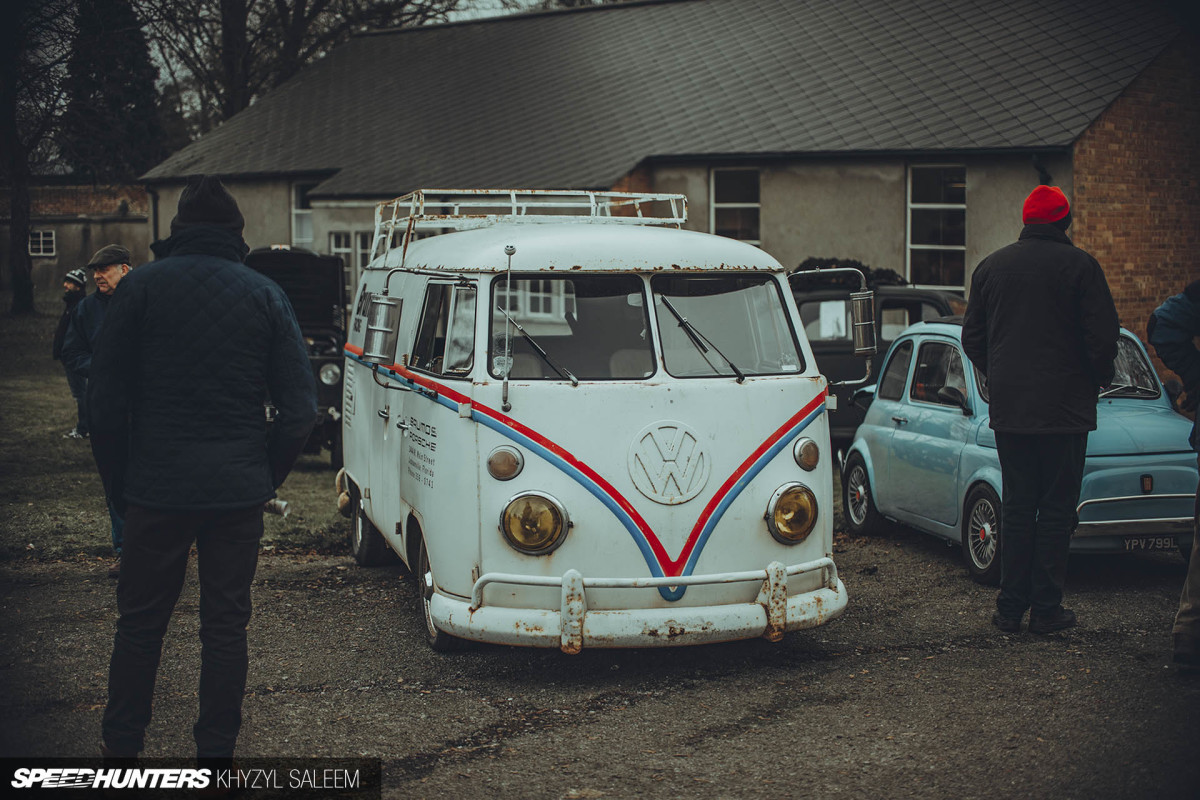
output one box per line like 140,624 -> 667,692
87,244 -> 132,269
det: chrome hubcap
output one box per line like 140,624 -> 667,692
968,499 -> 998,569
847,465 -> 869,526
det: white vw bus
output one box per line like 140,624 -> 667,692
338,190 -> 873,653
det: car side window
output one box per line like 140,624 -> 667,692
910,342 -> 966,406
411,283 -> 476,378
878,340 -> 913,400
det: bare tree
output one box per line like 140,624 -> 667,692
1,0 -> 76,314
138,1 -> 467,135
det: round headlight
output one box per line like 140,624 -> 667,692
500,492 -> 568,555
487,446 -> 524,480
766,482 -> 818,544
792,437 -> 820,471
319,362 -> 342,386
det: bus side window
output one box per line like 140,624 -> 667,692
411,283 -> 476,377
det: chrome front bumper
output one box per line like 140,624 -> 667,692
1073,493 -> 1195,538
431,557 -> 847,654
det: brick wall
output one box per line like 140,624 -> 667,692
1072,34 -> 1200,383
0,184 -> 149,218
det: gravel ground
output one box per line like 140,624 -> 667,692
1,524 -> 1196,800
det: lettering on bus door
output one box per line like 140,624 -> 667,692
404,282 -> 477,497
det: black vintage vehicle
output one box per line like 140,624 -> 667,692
245,246 -> 347,468
792,278 -> 965,455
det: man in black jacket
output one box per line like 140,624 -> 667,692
962,185 -> 1119,635
89,175 -> 317,763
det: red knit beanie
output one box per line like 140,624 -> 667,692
1022,185 -> 1070,224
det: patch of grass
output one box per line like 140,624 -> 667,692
0,290 -> 349,562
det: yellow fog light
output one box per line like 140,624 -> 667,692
766,482 -> 818,544
500,492 -> 569,554
792,437 -> 819,471
487,446 -> 525,481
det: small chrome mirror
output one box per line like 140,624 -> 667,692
849,290 -> 877,357
362,294 -> 402,364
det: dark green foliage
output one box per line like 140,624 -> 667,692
792,257 -> 908,291
57,0 -> 166,182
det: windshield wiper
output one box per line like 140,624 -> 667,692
1099,383 -> 1157,398
658,296 -> 745,383
495,307 -> 578,386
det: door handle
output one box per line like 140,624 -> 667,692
891,416 -> 908,425
377,407 -> 389,420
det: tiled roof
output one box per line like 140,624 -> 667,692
142,0 -> 1180,197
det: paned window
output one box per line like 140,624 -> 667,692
711,169 -> 760,244
29,230 -> 55,256
908,166 -> 965,287
292,183 -> 318,246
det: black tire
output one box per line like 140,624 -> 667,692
842,453 -> 884,535
350,498 -> 395,566
417,534 -> 461,652
962,484 -> 1002,585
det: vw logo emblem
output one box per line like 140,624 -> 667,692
628,420 -> 711,505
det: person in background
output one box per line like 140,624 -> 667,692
89,175 -> 316,766
1147,280 -> 1200,670
53,267 -> 89,439
962,185 -> 1119,635
62,245 -> 134,578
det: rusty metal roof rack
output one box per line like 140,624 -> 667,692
370,189 -> 689,264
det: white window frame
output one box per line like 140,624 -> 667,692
906,164 -> 966,289
291,182 -> 318,247
28,230 -> 56,256
329,231 -> 352,261
710,168 -> 761,246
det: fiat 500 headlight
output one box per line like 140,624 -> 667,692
319,362 -> 342,386
500,492 -> 569,555
766,482 -> 818,544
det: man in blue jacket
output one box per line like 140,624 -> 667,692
1148,281 -> 1200,669
963,185 -> 1119,635
89,175 -> 317,764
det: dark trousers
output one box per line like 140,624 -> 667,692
64,367 -> 87,433
102,503 -> 263,758
994,431 -> 1088,618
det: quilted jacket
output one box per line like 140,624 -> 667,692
1148,280 -> 1200,451
962,224 -> 1119,434
87,226 -> 317,511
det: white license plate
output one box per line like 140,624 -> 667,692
1123,536 -> 1177,552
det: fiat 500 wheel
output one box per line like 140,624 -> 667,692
842,453 -> 883,535
962,484 -> 1002,585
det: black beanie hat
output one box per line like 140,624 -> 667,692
170,175 -> 245,235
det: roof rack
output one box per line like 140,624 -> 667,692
370,189 -> 688,263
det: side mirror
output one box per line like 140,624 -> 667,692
849,290 -> 877,357
852,386 -> 876,410
937,385 -> 972,416
362,294 -> 402,365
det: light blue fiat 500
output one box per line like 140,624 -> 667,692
842,318 -> 1196,584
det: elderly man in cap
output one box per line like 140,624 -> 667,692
963,185 -> 1119,635
63,244 -> 135,575
88,175 -> 316,765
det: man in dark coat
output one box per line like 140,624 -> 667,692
962,185 -> 1119,635
53,267 -> 89,438
89,175 -> 317,763
63,244 -> 134,573
1147,281 -> 1200,668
